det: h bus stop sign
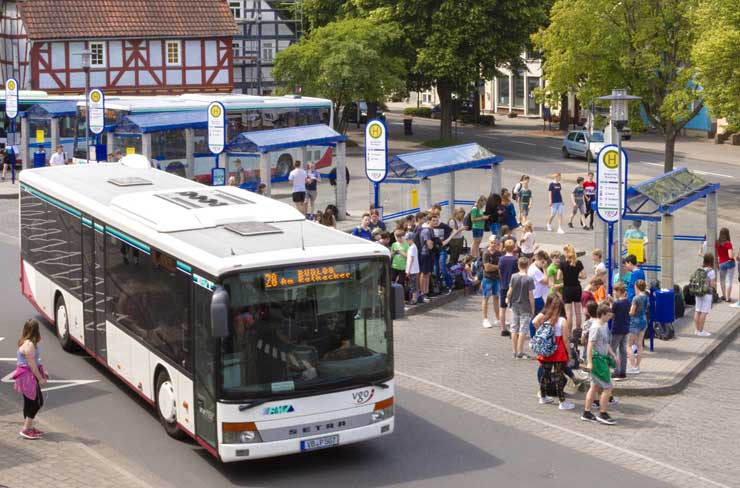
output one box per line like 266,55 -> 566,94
207,101 -> 226,186
596,144 -> 628,222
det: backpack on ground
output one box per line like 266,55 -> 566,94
653,322 -> 675,341
531,321 -> 557,357
683,284 -> 696,306
673,284 -> 685,318
688,267 -> 711,296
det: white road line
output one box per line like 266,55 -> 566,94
642,162 -> 662,167
396,370 -> 732,488
694,170 -> 734,179
548,146 -> 562,150
509,140 -> 537,146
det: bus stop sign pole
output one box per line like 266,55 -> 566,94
5,78 -> 19,184
365,119 -> 388,208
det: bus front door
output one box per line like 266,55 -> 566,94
82,216 -> 107,360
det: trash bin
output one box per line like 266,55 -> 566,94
653,288 -> 675,324
33,151 -> 46,168
403,118 -> 413,136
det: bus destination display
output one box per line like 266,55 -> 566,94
264,265 -> 352,289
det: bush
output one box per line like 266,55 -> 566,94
403,107 -> 433,118
506,112 -> 518,118
403,107 -> 417,115
459,114 -> 477,124
422,138 -> 463,148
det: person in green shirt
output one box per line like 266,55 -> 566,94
547,250 -> 564,296
470,195 -> 488,258
390,230 -> 409,285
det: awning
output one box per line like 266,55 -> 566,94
115,111 -> 207,134
388,143 -> 503,179
225,124 -> 346,153
22,101 -> 79,119
626,167 -> 719,216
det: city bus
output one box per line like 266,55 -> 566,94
19,160 -> 397,461
72,94 -> 335,184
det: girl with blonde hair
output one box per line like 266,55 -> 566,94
557,244 -> 587,331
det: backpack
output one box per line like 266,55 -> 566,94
531,321 -> 557,357
673,284 -> 685,318
683,284 -> 696,306
653,321 -> 675,341
463,211 -> 472,230
688,268 -> 711,296
512,181 -> 522,201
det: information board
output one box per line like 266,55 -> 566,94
207,102 -> 226,155
365,119 -> 388,183
4,78 -> 18,119
596,144 -> 628,222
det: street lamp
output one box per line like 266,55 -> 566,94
598,88 -> 641,285
78,49 -> 91,164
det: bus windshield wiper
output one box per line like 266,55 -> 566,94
238,399 -> 270,411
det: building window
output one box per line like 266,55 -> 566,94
497,77 -> 509,106
166,40 -> 181,66
261,41 -> 274,62
232,41 -> 241,59
229,1 -> 242,19
90,42 -> 106,67
514,75 -> 525,108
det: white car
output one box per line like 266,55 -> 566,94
562,130 -> 605,160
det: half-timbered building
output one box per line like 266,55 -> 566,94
1,0 -> 238,95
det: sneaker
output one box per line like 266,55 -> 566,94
697,330 -> 711,337
482,319 -> 493,328
500,329 -> 511,337
518,353 -> 530,360
30,427 -> 44,436
568,222 -> 574,228
730,301 -> 740,308
539,395 -> 554,405
512,352 -> 518,359
581,411 -> 598,423
626,367 -> 640,374
609,396 -> 619,406
20,429 -> 41,440
557,227 -> 565,234
492,319 -> 501,326
559,400 -> 575,410
547,224 -> 552,232
596,412 -> 616,425
613,374 -> 627,381
592,400 -> 601,409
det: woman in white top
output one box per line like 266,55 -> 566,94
448,207 -> 466,265
694,252 -> 716,336
519,222 -> 536,261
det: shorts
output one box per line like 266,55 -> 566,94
481,278 -> 500,298
510,311 -> 531,334
292,191 -> 306,203
419,253 -> 434,274
306,190 -> 317,203
572,202 -> 586,215
472,228 -> 484,239
563,285 -> 582,304
629,320 -> 647,335
550,202 -> 564,215
521,252 -> 534,260
520,204 -> 530,217
407,273 -> 419,294
695,293 -> 713,314
499,288 -> 509,309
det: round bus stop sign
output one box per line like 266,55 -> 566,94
596,144 -> 628,222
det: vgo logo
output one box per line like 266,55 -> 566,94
352,388 -> 375,405
264,404 -> 295,415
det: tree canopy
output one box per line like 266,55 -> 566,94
693,0 -> 740,132
535,0 -> 703,171
272,16 -> 406,134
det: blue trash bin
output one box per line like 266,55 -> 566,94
654,288 -> 675,324
33,151 -> 46,168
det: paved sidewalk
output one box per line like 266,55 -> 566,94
0,178 -> 19,199
0,394 -> 171,488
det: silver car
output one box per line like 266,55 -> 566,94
562,130 -> 605,160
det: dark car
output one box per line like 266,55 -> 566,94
430,100 -> 473,119
347,101 -> 385,123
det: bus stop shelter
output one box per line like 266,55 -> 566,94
623,167 -> 720,288
386,143 -> 504,221
19,100 -> 79,167
225,124 -> 348,218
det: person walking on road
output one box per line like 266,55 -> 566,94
288,160 -> 308,215
568,176 -> 586,229
581,303 -> 619,425
715,228 -> 735,302
12,319 -> 48,439
583,172 -> 597,230
546,173 -> 565,234
533,295 -> 574,410
517,176 -> 533,225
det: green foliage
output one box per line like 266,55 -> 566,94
422,138 -> 463,148
403,107 -> 433,118
272,17 -> 406,133
693,0 -> 740,130
535,0 -> 704,167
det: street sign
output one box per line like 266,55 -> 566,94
596,144 -> 628,222
364,118 -> 387,183
4,78 -> 18,119
88,89 -> 105,135
207,101 -> 226,155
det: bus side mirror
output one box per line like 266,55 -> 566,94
211,286 -> 230,338
390,283 -> 405,320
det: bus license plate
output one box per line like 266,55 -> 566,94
301,434 -> 339,452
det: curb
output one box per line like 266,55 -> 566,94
614,310 -> 740,396
402,288 -> 466,317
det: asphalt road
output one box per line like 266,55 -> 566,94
0,238 -> 671,488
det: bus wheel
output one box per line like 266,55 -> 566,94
156,370 -> 185,439
55,295 -> 75,352
276,155 -> 293,178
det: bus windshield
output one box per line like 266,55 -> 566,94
220,260 -> 391,401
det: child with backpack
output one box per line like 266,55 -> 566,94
532,295 -> 574,410
692,253 -> 716,337
581,303 -> 619,425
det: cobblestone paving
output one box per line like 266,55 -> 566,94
395,295 -> 739,487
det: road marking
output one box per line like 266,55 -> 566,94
548,146 -> 562,150
396,370 -> 732,488
0,357 -> 100,393
509,140 -> 537,146
694,170 -> 734,179
642,162 -> 662,167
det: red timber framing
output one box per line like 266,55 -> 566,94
30,37 -> 233,95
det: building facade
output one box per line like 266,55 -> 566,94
486,53 -> 543,117
1,0 -> 237,95
229,0 -> 301,95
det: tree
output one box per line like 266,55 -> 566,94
272,17 -> 406,134
693,0 -> 740,132
535,0 -> 703,172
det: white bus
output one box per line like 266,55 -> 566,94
19,162 -> 398,462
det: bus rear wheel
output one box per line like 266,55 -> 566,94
156,370 -> 186,439
55,295 -> 75,352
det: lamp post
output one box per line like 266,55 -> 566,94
598,89 -> 641,285
79,49 -> 91,164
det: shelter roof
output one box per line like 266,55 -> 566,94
18,0 -> 238,40
22,100 -> 79,118
388,143 -> 503,179
226,124 -> 346,154
626,167 -> 719,216
115,111 -> 207,134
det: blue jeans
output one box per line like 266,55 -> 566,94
530,296 -> 545,337
438,249 -> 453,288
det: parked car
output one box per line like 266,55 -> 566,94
562,130 -> 606,160
430,100 -> 473,120
347,101 -> 385,123
621,127 -> 632,140
431,104 -> 441,119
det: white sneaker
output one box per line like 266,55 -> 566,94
730,301 -> 740,308
539,396 -> 554,405
492,318 -> 501,326
559,401 -> 575,410
557,227 -> 565,234
697,330 -> 711,337
546,224 -> 552,232
482,319 -> 493,329
626,367 -> 638,374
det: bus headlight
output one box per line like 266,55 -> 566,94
223,422 -> 263,444
370,398 -> 394,424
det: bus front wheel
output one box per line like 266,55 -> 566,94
156,370 -> 186,439
55,295 -> 75,352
